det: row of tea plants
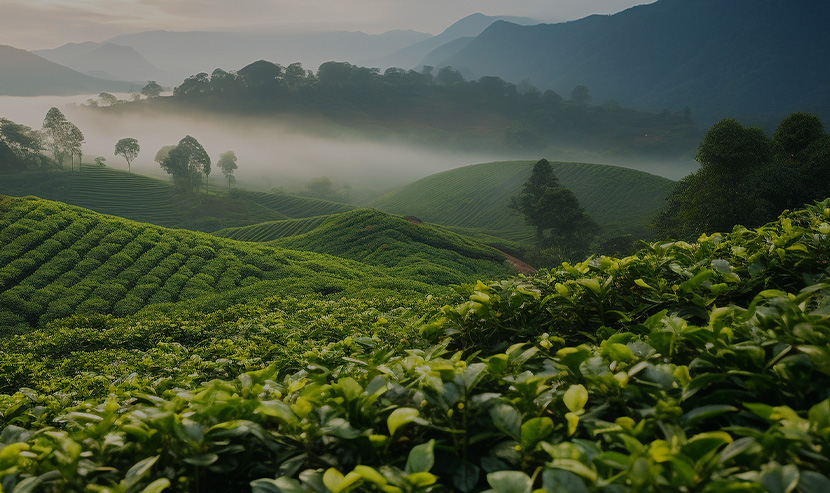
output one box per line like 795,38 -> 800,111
1,201 -> 829,491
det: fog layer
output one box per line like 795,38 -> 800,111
1,95 -> 696,200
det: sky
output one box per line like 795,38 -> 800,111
1,0 -> 656,51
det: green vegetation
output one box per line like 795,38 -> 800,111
653,113 -> 830,239
0,117 -> 46,171
134,60 -> 700,158
239,190 -> 355,219
1,198 -> 829,491
370,160 -> 675,245
214,215 -> 330,242
0,167 -> 358,232
270,209 -> 511,285
0,196 -> 511,332
511,159 -> 598,264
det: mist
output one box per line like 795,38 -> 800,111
2,94 -> 509,198
1,94 -> 696,202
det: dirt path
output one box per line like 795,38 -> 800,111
501,251 -> 536,275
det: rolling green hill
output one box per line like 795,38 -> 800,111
0,167 -> 353,232
0,195 -> 509,332
369,160 -> 675,244
269,209 -> 510,285
214,215 -> 330,242
237,190 -> 355,218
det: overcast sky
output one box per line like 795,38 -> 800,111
1,0 -> 656,51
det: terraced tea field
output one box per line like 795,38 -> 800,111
0,195 -> 510,332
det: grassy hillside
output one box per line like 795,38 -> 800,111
269,209 -> 511,285
214,215 -> 330,242
0,167 -> 354,232
370,160 -> 675,244
0,196 -> 509,332
237,190 -> 355,218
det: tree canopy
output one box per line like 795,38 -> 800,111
653,113 -> 830,239
217,151 -> 238,190
115,138 -> 140,172
512,158 -> 598,265
157,136 -> 210,192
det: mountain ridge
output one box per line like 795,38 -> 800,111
432,0 -> 830,126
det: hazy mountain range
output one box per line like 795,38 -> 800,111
0,45 -> 136,96
3,1 -> 828,127
432,0 -> 830,125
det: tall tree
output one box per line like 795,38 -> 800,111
217,151 -> 238,190
511,158 -> 598,264
0,118 -> 42,167
158,136 -> 210,192
66,122 -> 84,171
115,138 -> 140,172
140,81 -> 163,98
42,107 -> 69,167
773,112 -> 825,160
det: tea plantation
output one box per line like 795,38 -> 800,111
1,194 -> 829,491
0,195 -> 512,333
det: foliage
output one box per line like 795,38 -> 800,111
141,81 -> 164,98
0,118 -> 44,170
0,196 -> 508,331
654,113 -> 830,239
159,60 -> 698,159
511,159 -> 598,265
114,138 -> 140,172
1,202 -> 830,491
158,136 -> 211,193
217,151 -> 238,190
41,107 -> 84,171
0,167 -> 290,232
371,160 -> 670,254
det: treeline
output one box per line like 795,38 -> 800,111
163,60 -> 699,156
654,112 -> 830,239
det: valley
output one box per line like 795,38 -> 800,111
1,0 -> 829,491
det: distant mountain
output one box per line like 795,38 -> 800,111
35,42 -> 171,85
366,13 -> 540,70
104,29 -> 432,82
0,45 -> 135,96
431,0 -> 830,126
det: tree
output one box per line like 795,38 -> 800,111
217,151 -> 238,190
141,81 -> 163,98
98,92 -> 119,106
158,136 -> 210,192
652,114 -> 822,240
0,118 -> 42,167
94,156 -> 106,167
42,107 -> 69,167
511,158 -> 598,264
65,122 -> 84,171
696,118 -> 771,175
435,66 -> 464,86
115,138 -> 140,172
773,112 -> 825,160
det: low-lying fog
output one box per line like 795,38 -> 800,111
1,95 -> 697,202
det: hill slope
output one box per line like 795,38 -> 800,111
366,13 -> 538,70
268,209 -> 510,285
0,45 -> 135,96
434,0 -> 830,125
35,42 -> 169,83
0,167 -> 354,232
370,160 -> 675,243
0,196 -> 509,331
